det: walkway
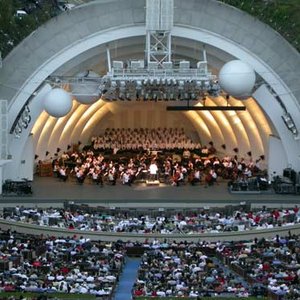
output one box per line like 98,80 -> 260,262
114,257 -> 141,300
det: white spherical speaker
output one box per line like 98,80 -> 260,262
44,88 -> 72,117
219,60 -> 256,99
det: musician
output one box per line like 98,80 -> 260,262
76,168 -> 86,184
205,168 -> 217,186
122,170 -> 132,186
90,169 -> 103,186
107,169 -> 116,185
58,166 -> 68,182
172,168 -> 184,186
149,160 -> 158,181
189,169 -> 201,186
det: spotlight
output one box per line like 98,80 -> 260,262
14,127 -> 21,138
282,112 -> 299,139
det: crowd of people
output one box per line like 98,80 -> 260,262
2,205 -> 299,235
132,234 -> 300,299
217,232 -> 300,299
1,211 -> 300,299
91,128 -> 201,152
51,129 -> 266,189
133,245 -> 249,298
0,230 -> 125,298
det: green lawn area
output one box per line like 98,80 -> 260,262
135,297 -> 267,300
0,0 -> 299,59
0,292 -> 96,299
0,293 -> 269,299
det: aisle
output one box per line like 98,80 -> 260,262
114,257 -> 141,300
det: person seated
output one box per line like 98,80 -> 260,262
107,170 -> 116,185
58,166 -> 68,182
204,171 -> 213,187
172,168 -> 184,186
210,168 -> 218,184
189,169 -> 201,186
122,170 -> 132,186
91,169 -> 103,186
53,161 -> 60,177
76,168 -> 86,184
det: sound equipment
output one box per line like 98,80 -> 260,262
283,168 -> 297,185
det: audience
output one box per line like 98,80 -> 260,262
217,233 -> 300,299
2,206 -> 300,299
0,230 -> 125,298
134,246 -> 250,298
2,205 -> 300,235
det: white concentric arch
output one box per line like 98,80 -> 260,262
8,24 -> 297,128
6,23 -> 300,181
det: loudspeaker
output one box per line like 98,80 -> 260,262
283,168 -> 297,185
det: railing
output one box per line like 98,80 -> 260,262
1,219 -> 300,242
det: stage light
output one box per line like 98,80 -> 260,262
11,103 -> 32,138
282,112 -> 299,139
47,0 -> 254,106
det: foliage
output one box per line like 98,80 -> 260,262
134,297 -> 267,300
220,0 -> 300,52
0,0 -> 57,58
0,0 -> 299,59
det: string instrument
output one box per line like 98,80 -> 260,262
188,171 -> 195,183
173,170 -> 180,182
205,173 -> 212,184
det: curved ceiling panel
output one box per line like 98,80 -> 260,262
203,96 -> 238,153
69,99 -> 107,145
228,97 -> 264,158
32,97 -> 273,161
47,101 -> 81,155
80,105 -> 112,142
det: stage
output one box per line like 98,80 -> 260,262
0,176 -> 299,209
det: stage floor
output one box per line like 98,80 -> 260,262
0,176 -> 299,208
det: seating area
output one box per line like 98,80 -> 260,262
1,217 -> 300,299
2,205 -> 300,235
131,234 -> 300,299
132,243 -> 250,298
216,234 -> 300,299
0,230 -> 125,298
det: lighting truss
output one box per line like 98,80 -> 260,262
47,0 -> 221,103
99,59 -> 220,101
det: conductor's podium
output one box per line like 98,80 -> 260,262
146,180 -> 160,186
